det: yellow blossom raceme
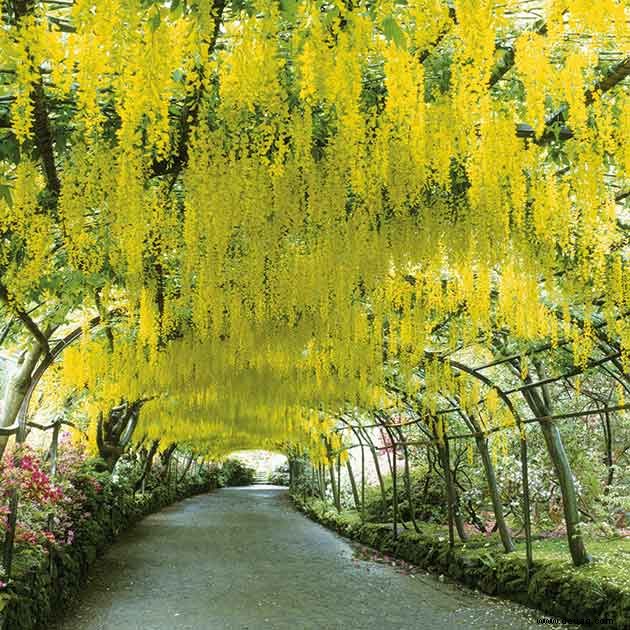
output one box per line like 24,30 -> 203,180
515,32 -> 553,138
1,0 -> 628,454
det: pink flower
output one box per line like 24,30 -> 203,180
17,530 -> 39,545
0,580 -> 7,590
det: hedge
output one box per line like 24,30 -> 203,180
0,475 -> 216,630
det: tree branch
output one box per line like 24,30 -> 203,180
0,283 -> 50,357
151,0 -> 227,179
13,0 -> 60,198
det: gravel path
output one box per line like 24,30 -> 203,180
50,486 -> 568,630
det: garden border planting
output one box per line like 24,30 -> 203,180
0,476 -> 216,630
293,496 -> 630,629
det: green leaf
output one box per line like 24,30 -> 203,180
170,0 -> 183,19
0,184 -> 11,206
0,593 -> 11,613
381,15 -> 407,49
230,0 -> 256,16
148,9 -> 161,32
280,0 -> 298,23
0,132 -> 19,163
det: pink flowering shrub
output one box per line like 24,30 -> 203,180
0,437 -> 101,569
0,439 -> 215,630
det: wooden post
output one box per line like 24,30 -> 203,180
520,429 -> 533,580
441,440 -> 455,549
3,400 -> 30,577
49,419 -> 61,480
318,463 -> 325,499
361,438 -> 366,522
47,419 -> 62,577
168,455 -> 173,496
336,453 -> 341,510
3,490 -> 18,577
310,464 -> 316,498
392,440 -> 398,539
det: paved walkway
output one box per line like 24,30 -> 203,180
51,487 -> 567,630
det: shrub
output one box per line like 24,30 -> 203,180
0,440 -> 216,630
363,469 -> 447,523
269,463 -> 289,486
219,459 -> 256,487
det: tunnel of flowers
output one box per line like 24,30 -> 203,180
0,0 -> 629,627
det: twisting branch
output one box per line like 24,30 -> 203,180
585,56 -> 630,106
151,0 -> 227,179
489,21 -> 548,87
0,283 -> 50,357
12,0 -> 60,197
14,306 -> 51,358
30,77 -> 60,197
94,288 -> 114,352
529,56 -> 630,145
416,7 -> 456,63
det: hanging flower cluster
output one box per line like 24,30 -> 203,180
0,0 -> 628,456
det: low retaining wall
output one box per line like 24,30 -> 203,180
293,496 -> 630,629
0,479 -> 214,630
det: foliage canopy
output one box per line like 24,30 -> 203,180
0,0 -> 628,459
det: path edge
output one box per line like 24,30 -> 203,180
0,479 -> 216,630
291,495 -> 629,629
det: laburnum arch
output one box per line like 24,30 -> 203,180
0,0 -> 628,569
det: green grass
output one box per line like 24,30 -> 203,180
332,501 -> 630,590
514,536 -> 630,588
305,494 -> 630,590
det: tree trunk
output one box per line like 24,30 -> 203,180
318,464 -> 326,500
328,461 -> 340,511
394,427 -> 420,532
358,427 -> 387,505
177,452 -> 194,483
439,440 -> 468,542
0,344 -> 43,459
160,443 -> 178,479
345,459 -> 360,511
97,400 -> 144,471
475,436 -> 514,552
135,440 -> 160,491
602,411 -> 614,493
539,419 -> 591,565
518,363 -> 591,566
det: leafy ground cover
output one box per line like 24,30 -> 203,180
295,496 -> 630,628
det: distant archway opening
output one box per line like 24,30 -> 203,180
224,450 -> 289,486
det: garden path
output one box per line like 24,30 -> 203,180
50,487 -> 570,630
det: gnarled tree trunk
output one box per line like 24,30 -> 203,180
96,400 -> 144,471
0,343 -> 43,459
135,439 -> 160,491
